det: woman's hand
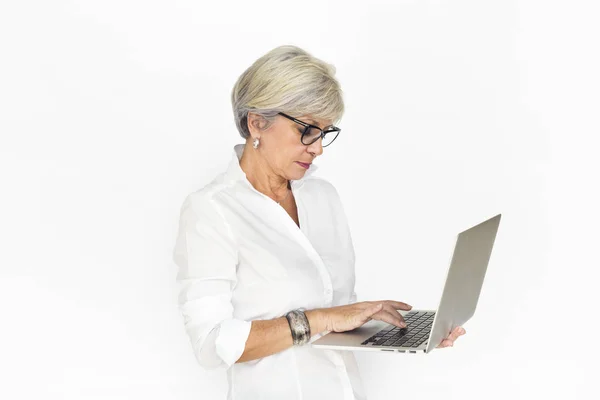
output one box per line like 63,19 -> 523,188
436,326 -> 467,348
320,301 -> 412,333
314,301 -> 466,347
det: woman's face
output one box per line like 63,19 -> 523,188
255,113 -> 332,181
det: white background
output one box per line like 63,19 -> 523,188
1,0 -> 598,399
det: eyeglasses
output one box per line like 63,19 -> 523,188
278,112 -> 341,147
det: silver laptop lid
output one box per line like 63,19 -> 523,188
425,214 -> 502,353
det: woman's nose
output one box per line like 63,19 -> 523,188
307,137 -> 324,156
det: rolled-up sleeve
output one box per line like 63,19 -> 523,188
172,192 -> 252,370
349,291 -> 358,305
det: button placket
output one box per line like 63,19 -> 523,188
242,179 -> 335,306
290,182 -> 334,305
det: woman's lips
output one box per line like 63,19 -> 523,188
296,162 -> 310,169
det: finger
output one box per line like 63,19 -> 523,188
372,309 -> 407,328
363,303 -> 383,319
382,305 -> 407,327
451,326 -> 465,335
376,311 -> 405,328
447,330 -> 461,343
382,300 -> 413,311
382,309 -> 407,328
437,339 -> 454,348
450,326 -> 466,340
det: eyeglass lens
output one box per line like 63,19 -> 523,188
302,126 -> 340,146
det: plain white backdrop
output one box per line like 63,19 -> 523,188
1,0 -> 598,399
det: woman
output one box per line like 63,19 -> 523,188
173,45 -> 465,400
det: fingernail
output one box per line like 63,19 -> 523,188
400,322 -> 407,328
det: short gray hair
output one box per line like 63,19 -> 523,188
231,45 -> 345,139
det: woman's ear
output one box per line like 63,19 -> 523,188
247,112 -> 272,137
247,112 -> 265,137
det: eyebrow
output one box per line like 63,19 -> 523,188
307,119 -> 333,129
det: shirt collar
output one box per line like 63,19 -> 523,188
225,143 -> 319,187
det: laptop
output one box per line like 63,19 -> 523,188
312,213 -> 501,354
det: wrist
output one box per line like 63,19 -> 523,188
286,310 -> 311,345
305,308 -> 329,334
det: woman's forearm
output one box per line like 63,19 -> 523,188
235,308 -> 328,363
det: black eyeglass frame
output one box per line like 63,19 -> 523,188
278,112 -> 341,147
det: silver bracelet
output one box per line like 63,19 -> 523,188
285,309 -> 311,346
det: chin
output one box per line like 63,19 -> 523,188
290,171 -> 306,180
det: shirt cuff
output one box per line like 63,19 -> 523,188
214,318 -> 252,366
349,291 -> 358,304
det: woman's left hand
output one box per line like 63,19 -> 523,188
436,326 -> 466,348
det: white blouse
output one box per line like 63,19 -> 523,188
173,143 -> 366,400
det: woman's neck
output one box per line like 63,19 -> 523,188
239,142 -> 290,201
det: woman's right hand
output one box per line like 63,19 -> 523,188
320,301 -> 413,333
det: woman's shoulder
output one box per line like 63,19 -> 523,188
177,178 -> 232,222
184,171 -> 234,203
301,175 -> 342,200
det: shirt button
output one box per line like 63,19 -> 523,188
325,289 -> 332,295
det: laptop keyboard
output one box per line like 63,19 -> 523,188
361,311 -> 435,348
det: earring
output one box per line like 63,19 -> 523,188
253,138 -> 260,149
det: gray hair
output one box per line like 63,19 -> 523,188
231,45 -> 345,139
